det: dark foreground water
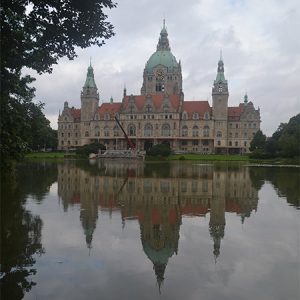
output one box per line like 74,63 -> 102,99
1,160 -> 299,300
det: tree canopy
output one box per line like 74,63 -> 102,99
1,0 -> 116,169
250,113 -> 300,158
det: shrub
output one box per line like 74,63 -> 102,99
147,143 -> 171,157
75,142 -> 106,157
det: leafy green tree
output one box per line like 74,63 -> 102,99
278,114 -> 300,157
1,0 -> 116,169
147,143 -> 172,157
75,142 -> 106,157
250,130 -> 266,152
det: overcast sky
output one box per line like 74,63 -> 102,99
27,0 -> 299,136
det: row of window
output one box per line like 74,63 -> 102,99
216,141 -> 248,147
80,124 -> 211,138
61,140 -> 78,146
60,124 -> 79,130
95,111 -> 211,121
229,123 -> 257,129
61,132 -> 79,138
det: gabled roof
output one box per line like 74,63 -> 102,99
122,94 -> 181,112
182,101 -> 211,118
98,103 -> 122,118
70,108 -> 81,121
228,106 -> 243,120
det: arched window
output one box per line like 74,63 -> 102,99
104,126 -> 109,137
156,82 -> 164,92
144,124 -> 153,137
192,125 -> 199,137
192,112 -> 199,120
94,126 -> 100,137
181,125 -> 188,137
85,131 -> 89,137
161,123 -> 171,136
128,124 -> 136,136
203,126 -> 209,137
217,140 -> 221,146
113,125 -> 119,137
229,141 -> 232,146
182,112 -> 188,120
145,104 -> 152,113
204,112 -> 210,120
104,113 -> 110,120
217,131 -> 222,137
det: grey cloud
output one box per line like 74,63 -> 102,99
26,0 -> 299,135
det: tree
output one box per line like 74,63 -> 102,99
75,142 -> 106,157
147,143 -> 172,157
250,130 -> 266,152
278,114 -> 300,157
1,0 -> 116,169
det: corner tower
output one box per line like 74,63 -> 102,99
141,20 -> 182,95
81,63 -> 99,121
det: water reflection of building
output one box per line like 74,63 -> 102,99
57,161 -> 258,285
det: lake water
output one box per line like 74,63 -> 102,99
1,160 -> 299,300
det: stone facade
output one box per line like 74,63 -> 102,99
58,22 -> 261,154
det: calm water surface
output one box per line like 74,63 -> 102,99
1,160 -> 299,300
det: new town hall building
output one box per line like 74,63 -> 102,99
58,22 -> 261,153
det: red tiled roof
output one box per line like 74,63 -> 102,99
122,94 -> 181,112
228,106 -> 244,120
181,203 -> 209,216
226,201 -> 241,213
70,108 -> 81,121
98,103 -> 122,118
182,101 -> 211,118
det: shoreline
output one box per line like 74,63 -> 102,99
24,152 -> 300,166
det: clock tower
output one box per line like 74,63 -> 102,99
212,56 -> 229,152
141,20 -> 182,95
81,63 -> 99,122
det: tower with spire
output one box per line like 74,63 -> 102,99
81,62 -> 99,122
212,54 -> 229,153
141,19 -> 182,95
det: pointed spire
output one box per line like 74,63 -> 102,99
244,92 -> 248,103
214,53 -> 227,84
157,19 -> 170,51
83,62 -> 97,89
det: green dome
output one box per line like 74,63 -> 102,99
145,50 -> 178,73
142,240 -> 176,264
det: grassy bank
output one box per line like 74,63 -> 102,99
25,152 -> 299,165
25,152 -> 67,159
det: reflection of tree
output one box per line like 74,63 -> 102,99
249,167 -> 300,208
1,174 -> 45,300
16,161 -> 58,202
